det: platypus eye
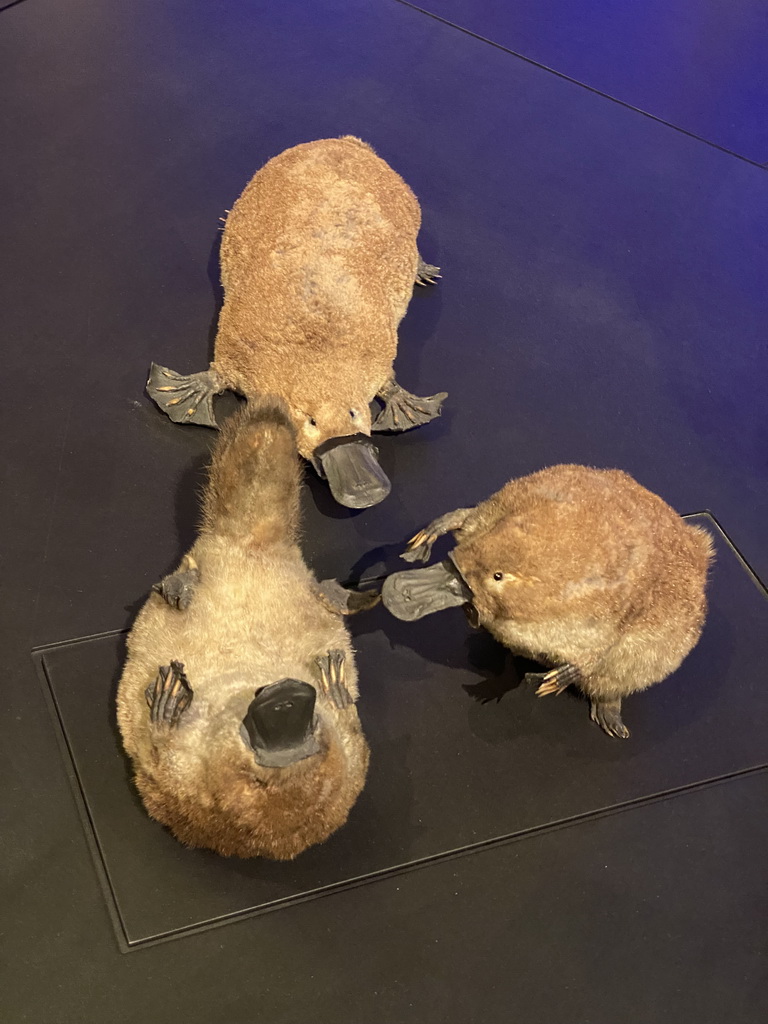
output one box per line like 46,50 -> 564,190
493,572 -> 503,581
308,417 -> 317,427
349,410 -> 357,418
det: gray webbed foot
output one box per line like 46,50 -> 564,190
313,579 -> 381,616
415,256 -> 441,287
373,378 -> 448,433
315,650 -> 353,710
152,556 -> 200,610
402,508 -> 473,563
527,663 -> 581,697
145,661 -> 194,728
146,362 -> 222,428
402,528 -> 440,564
590,699 -> 630,739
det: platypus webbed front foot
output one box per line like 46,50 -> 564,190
145,661 -> 194,728
312,579 -> 381,616
590,698 -> 630,739
315,650 -> 352,710
527,663 -> 581,697
415,256 -> 441,287
402,508 -> 474,563
152,555 -> 200,610
146,362 -> 223,428
373,378 -> 448,433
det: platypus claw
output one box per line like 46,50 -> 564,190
415,257 -> 441,287
402,529 -> 439,563
152,556 -> 200,610
373,379 -> 448,433
402,508 -> 474,563
527,663 -> 580,696
145,661 -> 194,728
313,579 -> 381,615
315,649 -> 352,710
590,699 -> 630,739
146,363 -> 222,428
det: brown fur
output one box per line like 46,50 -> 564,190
116,400 -> 369,859
212,136 -> 422,457
447,466 -> 714,702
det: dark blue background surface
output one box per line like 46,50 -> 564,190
398,0 -> 768,163
1,0 -> 766,1020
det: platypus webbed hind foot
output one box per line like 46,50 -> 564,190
590,698 -> 630,739
527,663 -> 581,697
152,555 -> 200,610
372,378 -> 448,433
145,661 -> 194,728
146,363 -> 223,428
415,256 -> 441,287
312,579 -> 381,615
315,650 -> 352,709
402,508 -> 474,563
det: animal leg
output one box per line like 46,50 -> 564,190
312,579 -> 381,616
152,555 -> 200,611
402,508 -> 474,563
372,377 -> 448,432
315,650 -> 352,710
526,663 -> 581,696
145,661 -> 194,728
146,362 -> 224,428
590,698 -> 630,739
415,256 -> 441,287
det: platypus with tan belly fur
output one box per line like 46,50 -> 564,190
147,136 -> 446,510
117,398 -> 378,859
382,465 -> 713,739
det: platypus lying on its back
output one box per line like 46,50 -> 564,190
147,136 -> 447,510
382,465 -> 713,739
117,399 -> 377,859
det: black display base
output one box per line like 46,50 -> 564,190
36,514 -> 767,949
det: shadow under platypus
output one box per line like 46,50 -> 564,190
147,136 -> 446,510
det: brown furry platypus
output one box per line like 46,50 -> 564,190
382,465 -> 713,739
147,136 -> 446,510
117,399 -> 378,859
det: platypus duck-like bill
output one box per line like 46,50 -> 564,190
381,555 -> 473,621
312,434 -> 391,509
241,678 -> 321,768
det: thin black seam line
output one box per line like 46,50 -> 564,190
0,0 -> 31,13
125,762 -> 768,948
698,509 -> 768,597
38,655 -> 133,949
31,626 -> 127,654
392,0 -> 768,171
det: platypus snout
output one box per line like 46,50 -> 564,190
242,678 -> 321,768
381,558 -> 473,621
314,435 -> 391,509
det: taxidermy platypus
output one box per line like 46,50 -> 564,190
146,136 -> 447,510
382,465 -> 713,739
117,399 -> 378,859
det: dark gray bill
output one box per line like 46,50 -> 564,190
241,678 -> 320,768
381,558 -> 473,621
318,438 -> 391,509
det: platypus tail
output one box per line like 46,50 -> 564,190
338,135 -> 375,153
201,397 -> 301,546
